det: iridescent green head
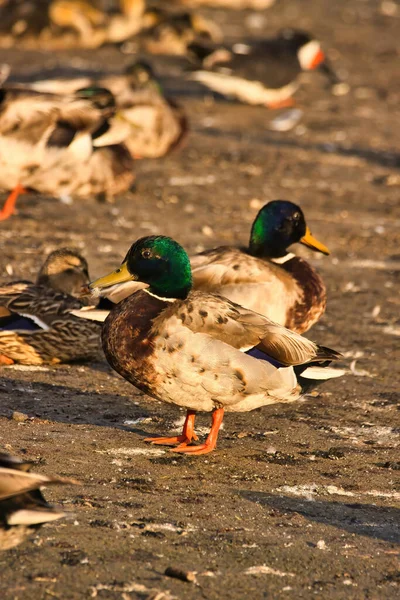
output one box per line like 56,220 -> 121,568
75,86 -> 115,111
249,200 -> 329,258
90,236 -> 192,300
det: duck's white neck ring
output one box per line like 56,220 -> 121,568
144,289 -> 176,303
271,253 -> 296,265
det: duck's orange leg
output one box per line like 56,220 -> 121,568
144,409 -> 198,447
267,97 -> 295,109
171,407 -> 224,455
0,354 -> 14,365
0,184 -> 27,221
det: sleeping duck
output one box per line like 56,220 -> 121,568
0,85 -> 134,220
122,6 -> 222,56
27,61 -> 188,159
0,452 -> 78,551
89,235 -> 342,455
187,28 -> 338,108
0,0 -> 145,49
191,200 -> 329,334
0,248 -> 104,365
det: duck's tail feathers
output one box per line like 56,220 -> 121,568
315,345 -> 343,362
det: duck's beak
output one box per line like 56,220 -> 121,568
300,227 -> 330,255
89,261 -> 137,292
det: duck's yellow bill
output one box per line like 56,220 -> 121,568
300,227 -> 330,255
89,261 -> 136,291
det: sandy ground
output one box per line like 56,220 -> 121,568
0,0 -> 400,598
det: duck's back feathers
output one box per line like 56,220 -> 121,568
191,247 -> 302,327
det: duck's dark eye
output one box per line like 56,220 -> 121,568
142,249 -> 152,259
292,212 -> 301,221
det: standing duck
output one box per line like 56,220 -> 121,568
0,248 -> 104,365
0,452 -> 78,551
0,85 -> 134,220
191,200 -> 329,334
89,235 -> 342,455
188,28 -> 338,107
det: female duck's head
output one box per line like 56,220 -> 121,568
249,200 -> 329,258
90,236 -> 192,300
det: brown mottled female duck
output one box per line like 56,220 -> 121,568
191,200 -> 329,334
0,248 -> 104,365
89,235 -> 342,455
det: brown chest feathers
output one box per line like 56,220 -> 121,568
102,290 -> 165,397
283,257 -> 326,334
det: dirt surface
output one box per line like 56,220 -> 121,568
0,1 -> 400,598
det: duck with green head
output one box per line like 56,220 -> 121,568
191,199 -> 329,334
90,235 -> 342,455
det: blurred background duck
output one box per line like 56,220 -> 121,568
171,0 -> 275,8
0,452 -> 78,551
0,0 -> 145,49
26,61 -> 187,159
122,5 -> 222,55
191,200 -> 329,334
0,85 -> 134,220
188,28 -> 339,108
88,235 -> 342,455
0,248 -> 105,365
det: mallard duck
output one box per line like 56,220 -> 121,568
188,28 -> 338,107
0,248 -> 104,365
0,0 -> 145,49
0,452 -> 78,551
89,235 -> 342,455
0,85 -> 134,220
191,200 -> 329,334
79,200 -> 329,334
122,7 -> 222,55
26,61 -> 187,159
102,61 -> 188,158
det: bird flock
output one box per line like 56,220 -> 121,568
0,0 -> 347,550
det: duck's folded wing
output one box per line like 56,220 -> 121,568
157,291 -> 339,367
191,247 -> 293,286
0,284 -> 82,326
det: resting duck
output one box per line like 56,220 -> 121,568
188,28 -> 338,108
122,7 -> 222,55
0,0 -> 145,49
26,61 -> 187,159
191,200 -> 329,334
89,235 -> 342,455
0,85 -> 134,220
0,452 -> 78,551
0,248 -> 104,365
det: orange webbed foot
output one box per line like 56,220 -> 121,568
144,432 -> 199,447
170,442 -> 215,455
143,409 -> 198,447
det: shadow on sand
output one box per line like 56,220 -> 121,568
239,490 -> 400,544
